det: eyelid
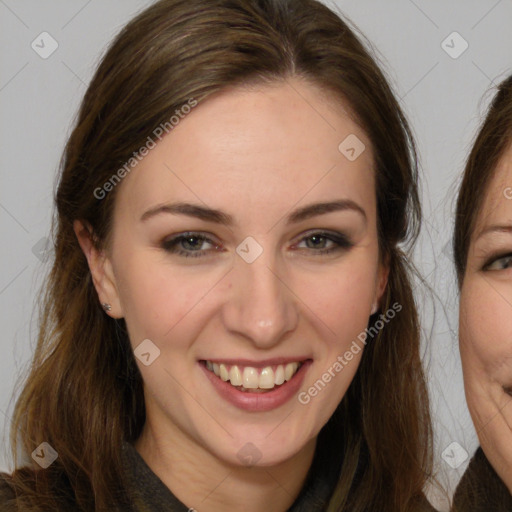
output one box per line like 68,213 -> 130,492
161,231 -> 223,255
290,229 -> 353,249
482,252 -> 512,271
162,231 -> 220,244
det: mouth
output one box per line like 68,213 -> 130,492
202,360 -> 304,393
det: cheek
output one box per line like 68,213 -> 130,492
113,251 -> 224,344
293,253 -> 379,342
309,274 -> 369,318
460,278 -> 512,380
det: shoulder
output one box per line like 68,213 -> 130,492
452,447 -> 512,511
0,471 -> 19,510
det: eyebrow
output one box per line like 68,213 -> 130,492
475,224 -> 512,240
140,199 -> 367,225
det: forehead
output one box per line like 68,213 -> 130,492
114,79 -> 376,221
474,146 -> 512,233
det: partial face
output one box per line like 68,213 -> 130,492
91,79 -> 386,467
460,146 -> 512,490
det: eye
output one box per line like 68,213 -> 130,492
161,232 -> 222,258
292,230 -> 353,255
483,253 -> 512,271
161,230 -> 353,258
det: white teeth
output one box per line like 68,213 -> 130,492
229,365 -> 242,386
259,367 -> 275,389
243,367 -> 259,389
219,364 -> 229,381
274,365 -> 285,385
206,361 -> 302,389
285,362 -> 298,381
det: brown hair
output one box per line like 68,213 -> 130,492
453,74 -> 512,285
6,0 -> 432,510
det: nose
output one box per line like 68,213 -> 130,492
221,251 -> 299,349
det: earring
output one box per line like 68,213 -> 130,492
102,303 -> 112,312
370,303 -> 378,315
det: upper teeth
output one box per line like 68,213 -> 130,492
205,361 -> 301,389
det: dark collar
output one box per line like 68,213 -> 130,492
120,425 -> 343,512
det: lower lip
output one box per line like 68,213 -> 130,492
200,361 -> 311,412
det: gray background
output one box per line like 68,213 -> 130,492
1,1 -> 511,509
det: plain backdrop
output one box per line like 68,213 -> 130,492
1,1 -> 511,510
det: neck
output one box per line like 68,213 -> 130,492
134,420 -> 317,512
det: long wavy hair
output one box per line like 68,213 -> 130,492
5,0 -> 432,510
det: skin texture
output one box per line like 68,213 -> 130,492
74,78 -> 388,512
460,145 -> 512,493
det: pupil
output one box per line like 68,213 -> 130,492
184,236 -> 201,250
308,235 -> 325,248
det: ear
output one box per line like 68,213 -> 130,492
73,220 -> 123,318
371,257 -> 390,315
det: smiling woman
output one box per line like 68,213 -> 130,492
452,75 -> 512,511
1,0 -> 436,511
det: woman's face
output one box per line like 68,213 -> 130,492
83,78 -> 387,468
460,145 -> 512,489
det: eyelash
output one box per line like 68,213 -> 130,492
482,252 -> 512,271
161,230 -> 353,258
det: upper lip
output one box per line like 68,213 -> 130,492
200,357 -> 311,368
